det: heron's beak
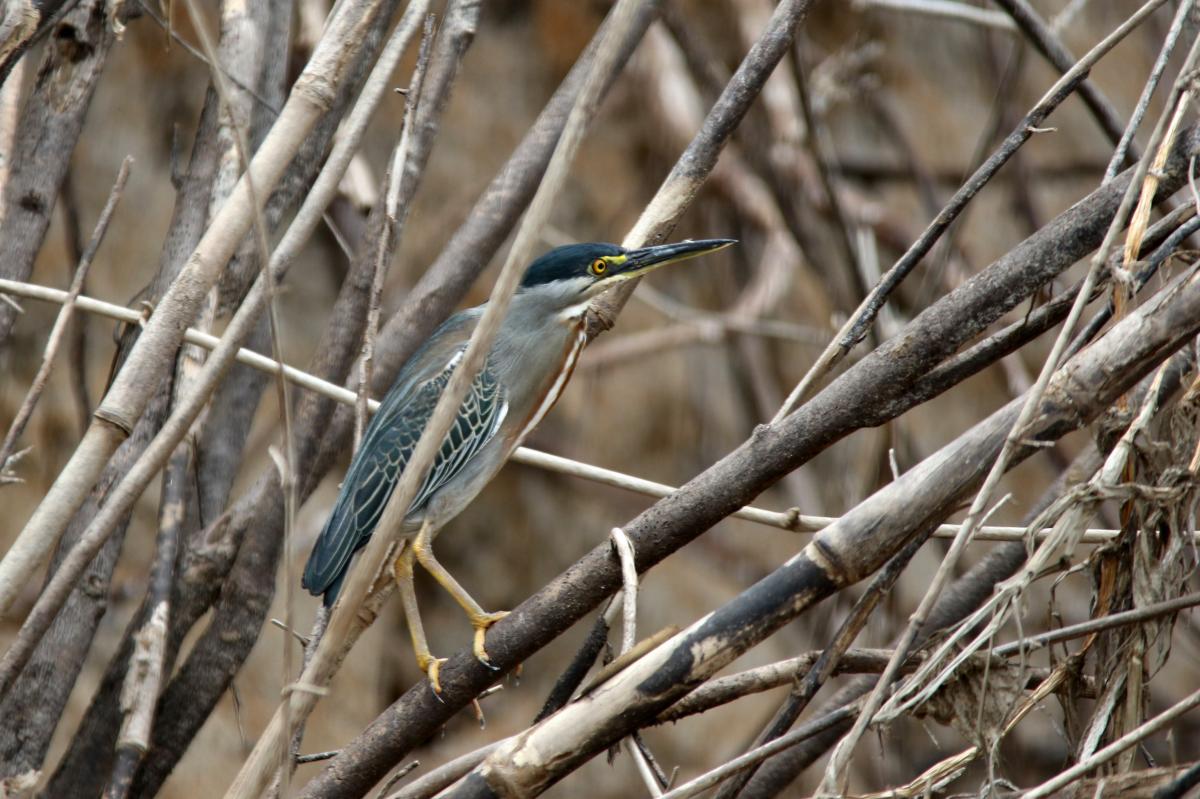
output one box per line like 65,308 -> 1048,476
608,238 -> 735,282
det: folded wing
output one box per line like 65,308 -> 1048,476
301,349 -> 507,605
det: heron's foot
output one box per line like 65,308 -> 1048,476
469,610 -> 509,668
417,652 -> 449,697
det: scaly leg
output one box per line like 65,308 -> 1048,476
392,540 -> 446,694
412,519 -> 508,667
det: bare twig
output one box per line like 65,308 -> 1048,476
374,761 -> 421,798
33,4 -> 389,791
1024,687 -> 1200,799
0,0 -> 288,780
385,743 -> 505,799
0,0 -> 417,701
1105,0 -> 1196,181
611,528 -> 638,655
609,527 -> 661,795
125,2 -> 445,793
655,649 -> 893,724
773,0 -> 1169,420
852,0 -> 1016,30
817,59 -> 1199,790
714,532 -> 929,798
279,17 -> 438,794
853,654 -> 1081,799
653,705 -> 865,799
180,1 -> 303,793
298,58 -> 1200,799
104,1 -> 273,792
435,243 -> 1200,799
992,0 -> 1135,155
0,0 -> 121,349
0,0 -> 388,617
133,0 -> 281,116
223,1 -> 637,795
58,170 -> 92,437
993,591 -> 1200,658
658,591 -> 1200,726
10,277 -> 1199,549
357,14 -> 435,451
0,157 -> 130,479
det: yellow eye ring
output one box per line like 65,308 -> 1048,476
590,258 -> 608,276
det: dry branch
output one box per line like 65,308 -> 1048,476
0,0 -> 388,617
714,533 -> 929,799
773,0 -> 1169,419
365,1 -> 662,398
442,251 -> 1200,799
0,157 -> 131,480
0,0 -> 418,701
222,1 -> 644,794
38,7 -> 665,793
121,3 -> 442,794
737,444 -> 1106,797
992,0 -> 1135,155
7,5 -> 1197,798
299,119 -> 1200,795
0,0 -> 121,348
1025,687 -> 1200,799
103,1 -> 276,795
821,51 -> 1200,789
12,275 -> 1198,551
855,0 -> 1017,30
0,0 -> 272,771
37,3 -> 408,792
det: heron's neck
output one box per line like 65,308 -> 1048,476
493,291 -> 588,409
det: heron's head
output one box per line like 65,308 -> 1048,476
518,239 -> 735,312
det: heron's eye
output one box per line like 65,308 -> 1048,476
590,258 -> 608,276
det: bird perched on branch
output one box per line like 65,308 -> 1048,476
302,237 -> 734,691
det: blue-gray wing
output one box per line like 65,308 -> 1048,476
301,349 -> 507,605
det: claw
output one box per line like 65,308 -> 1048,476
418,654 -> 448,697
471,610 -> 509,667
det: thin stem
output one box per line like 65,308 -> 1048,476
1023,688 -> 1200,799
6,275 -> 1189,548
772,0 -> 1169,421
0,0 -> 420,701
0,156 -> 131,477
221,2 -> 643,796
1104,0 -> 1196,181
853,0 -> 1016,30
0,0 -> 388,617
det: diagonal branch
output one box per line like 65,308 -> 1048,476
298,120 -> 1200,796
221,1 -> 645,795
0,0 -> 389,617
772,0 -> 1169,419
441,254 -> 1200,799
0,157 -> 131,479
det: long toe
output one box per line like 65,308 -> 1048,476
471,610 -> 510,667
419,655 -> 449,696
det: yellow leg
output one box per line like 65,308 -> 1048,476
392,542 -> 446,694
412,519 -> 509,667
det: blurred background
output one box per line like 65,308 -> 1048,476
3,0 -> 1198,795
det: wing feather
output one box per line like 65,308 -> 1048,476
301,345 -> 507,605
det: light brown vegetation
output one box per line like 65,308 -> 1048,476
3,1 -> 1200,798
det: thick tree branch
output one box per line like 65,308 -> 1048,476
299,123 -> 1200,796
445,257 -> 1200,799
0,0 -> 388,617
0,0 -> 120,348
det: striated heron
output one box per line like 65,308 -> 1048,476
302,237 -> 734,691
